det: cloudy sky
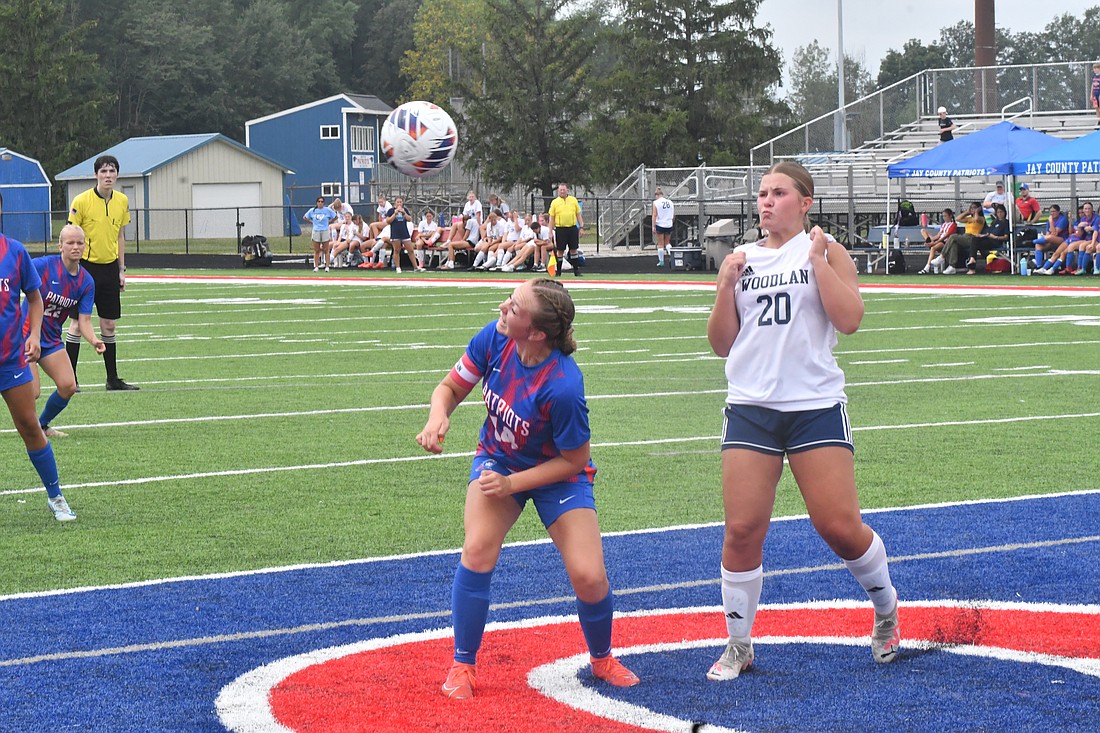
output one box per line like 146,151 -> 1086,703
756,0 -> 1097,86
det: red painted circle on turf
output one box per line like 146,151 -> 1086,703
260,605 -> 1100,732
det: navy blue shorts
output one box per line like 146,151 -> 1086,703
655,225 -> 673,235
721,403 -> 854,456
0,361 -> 34,393
470,454 -> 596,528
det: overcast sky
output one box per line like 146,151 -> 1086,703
756,0 -> 1097,87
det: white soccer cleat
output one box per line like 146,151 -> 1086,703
706,639 -> 754,680
872,601 -> 901,664
48,495 -> 77,522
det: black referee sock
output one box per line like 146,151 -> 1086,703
102,334 -> 118,382
65,332 -> 81,377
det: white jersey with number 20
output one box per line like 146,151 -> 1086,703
725,230 -> 847,411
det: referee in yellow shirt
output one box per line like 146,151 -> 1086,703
66,155 -> 138,391
548,182 -> 584,277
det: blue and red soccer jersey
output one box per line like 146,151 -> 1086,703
450,322 -> 596,482
22,255 -> 95,353
0,234 -> 41,370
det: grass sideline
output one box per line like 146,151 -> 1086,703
0,271 -> 1097,596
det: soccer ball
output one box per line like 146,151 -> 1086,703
380,101 -> 458,178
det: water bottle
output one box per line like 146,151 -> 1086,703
1019,255 -> 1029,276
920,213 -> 929,227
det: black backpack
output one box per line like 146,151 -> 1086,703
888,248 -> 907,274
240,235 -> 272,267
896,200 -> 919,227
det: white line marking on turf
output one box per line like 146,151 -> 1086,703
4,413 -> 1100,496
848,359 -> 908,365
2,489 -> 1097,605
923,362 -> 975,368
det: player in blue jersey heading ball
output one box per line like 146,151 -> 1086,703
417,278 -> 639,700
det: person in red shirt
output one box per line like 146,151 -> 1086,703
1015,183 -> 1041,224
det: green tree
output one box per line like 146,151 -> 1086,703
877,39 -> 948,88
787,41 -> 874,124
401,0 -> 492,103
221,0 -> 338,130
0,0 -> 112,198
448,0 -> 600,195
589,0 -> 784,181
354,0 -> 419,104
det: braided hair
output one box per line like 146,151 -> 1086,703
528,278 -> 577,355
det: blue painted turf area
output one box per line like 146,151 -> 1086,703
0,492 -> 1097,732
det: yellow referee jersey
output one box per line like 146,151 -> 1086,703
68,187 -> 131,264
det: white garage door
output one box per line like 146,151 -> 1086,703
191,183 -> 262,239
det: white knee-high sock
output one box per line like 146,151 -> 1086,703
843,530 -> 897,615
720,564 -> 763,641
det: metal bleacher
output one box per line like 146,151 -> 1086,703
598,59 -> 1100,251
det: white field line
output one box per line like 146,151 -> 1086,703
6,487 -> 1098,606
21,340 -> 1100,387
6,371 -> 1100,438
4,410 -> 1100,499
128,274 -> 1100,297
2,533 -> 1098,667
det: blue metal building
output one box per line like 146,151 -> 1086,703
0,148 -> 52,244
245,93 -> 392,211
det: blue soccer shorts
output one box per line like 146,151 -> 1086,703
721,402 -> 854,456
0,362 -> 34,393
470,454 -> 597,528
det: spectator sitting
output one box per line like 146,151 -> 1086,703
531,213 -> 554,272
487,193 -> 509,219
368,194 -> 390,240
1036,201 -> 1099,275
1015,183 -> 1040,224
441,214 -> 481,270
502,214 -> 540,272
462,190 -> 483,230
362,223 -> 392,269
472,211 -> 508,270
414,210 -> 443,267
329,212 -> 358,266
982,182 -> 1007,217
939,202 -> 986,274
967,204 -> 1009,275
916,208 -> 957,275
1029,204 -> 1070,269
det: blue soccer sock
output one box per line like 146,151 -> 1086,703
451,563 -> 493,665
1034,247 -> 1046,266
1081,251 -> 1094,271
38,390 -> 70,429
28,443 -> 62,499
577,591 -> 615,659
1067,251 -> 1078,269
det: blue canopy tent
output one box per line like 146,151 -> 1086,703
1013,128 -> 1100,177
884,121 -> 1064,270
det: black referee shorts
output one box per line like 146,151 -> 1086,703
80,259 -> 122,320
554,226 -> 579,252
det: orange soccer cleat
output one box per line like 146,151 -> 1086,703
442,661 -> 476,700
590,655 -> 640,687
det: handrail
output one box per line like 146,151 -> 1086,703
1001,96 -> 1033,119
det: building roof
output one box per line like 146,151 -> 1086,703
244,93 -> 394,129
55,133 -> 293,181
0,148 -> 50,185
